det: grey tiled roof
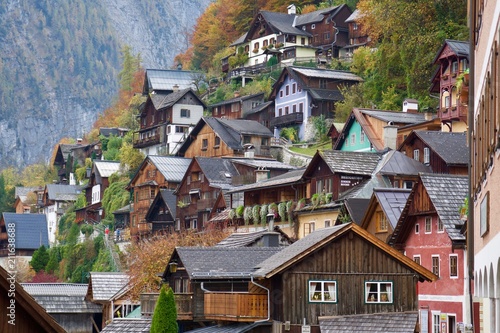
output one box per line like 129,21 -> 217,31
46,184 -> 82,201
94,160 -> 121,178
344,198 -> 370,225
230,158 -> 297,170
292,67 -> 363,82
144,69 -> 199,92
433,39 -> 469,64
374,188 -> 411,229
209,92 -> 264,108
254,224 -> 348,277
160,189 -> 177,218
150,88 -> 204,110
196,157 -> 240,185
2,213 -> 49,249
15,186 -> 39,198
148,155 -> 191,183
175,247 -> 282,279
320,312 -> 418,333
100,318 -> 151,332
295,5 -> 344,25
412,131 -> 468,165
261,11 -> 311,36
185,322 -> 271,333
321,150 -> 383,176
358,109 -> 427,124
420,173 -> 468,241
227,168 -> 305,193
377,150 -> 432,176
87,272 -> 129,301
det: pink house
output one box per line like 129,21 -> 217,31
389,173 -> 469,333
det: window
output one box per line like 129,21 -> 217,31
360,130 -> 365,143
433,313 -> 440,333
292,83 -> 296,94
280,90 -> 283,98
286,85 -> 290,96
415,223 -> 420,234
413,255 -> 421,265
214,136 -> 220,147
278,108 -> 283,116
350,133 -> 356,145
311,24 -> 316,29
285,106 -> 289,115
192,219 -> 198,230
450,255 -> 458,278
404,180 -> 413,189
480,192 -> 489,236
261,137 -> 269,146
243,136 -> 251,144
413,149 -> 420,161
180,109 -> 190,118
214,107 -> 219,116
324,220 -> 331,228
425,217 -> 432,233
292,104 -> 297,113
353,23 -> 358,30
424,147 -> 430,164
301,37 -> 305,45
437,218 -> 444,232
304,222 -> 315,236
452,61 -> 458,73
309,280 -> 337,302
365,282 -> 392,303
319,79 -> 327,89
202,139 -> 208,150
432,256 -> 440,277
299,103 -> 304,113
175,126 -> 187,133
175,219 -> 180,231
324,32 -> 330,40
376,212 -> 388,232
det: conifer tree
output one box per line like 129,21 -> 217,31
150,285 -> 178,333
30,245 -> 50,273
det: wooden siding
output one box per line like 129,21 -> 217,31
272,233 -> 419,325
183,125 -> 235,158
204,293 -> 268,322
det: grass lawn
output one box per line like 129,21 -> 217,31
288,141 -> 331,156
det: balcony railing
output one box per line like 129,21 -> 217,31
174,293 -> 194,320
133,130 -> 161,148
204,293 -> 268,322
438,104 -> 467,122
137,222 -> 152,234
270,112 -> 304,127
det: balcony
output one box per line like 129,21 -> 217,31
137,222 -> 152,234
175,293 -> 194,320
133,130 -> 161,148
270,112 -> 304,127
438,104 -> 467,123
204,293 -> 268,322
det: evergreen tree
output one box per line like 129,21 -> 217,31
150,285 -> 178,333
30,245 -> 50,273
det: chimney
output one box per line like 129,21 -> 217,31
76,138 -> 83,144
172,84 -> 179,92
287,4 -> 296,15
259,232 -> 280,247
402,98 -> 418,113
383,125 -> 398,150
424,112 -> 433,121
255,167 -> 270,182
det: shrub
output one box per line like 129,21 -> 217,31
150,285 -> 178,333
260,204 -> 268,225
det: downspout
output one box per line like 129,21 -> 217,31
467,0 -> 475,328
251,275 -> 270,322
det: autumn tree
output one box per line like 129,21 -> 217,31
150,285 -> 178,333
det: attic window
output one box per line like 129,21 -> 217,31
311,24 -> 316,29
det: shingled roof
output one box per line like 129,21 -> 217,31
372,188 -> 411,229
317,150 -> 384,176
320,312 -> 419,333
150,88 -> 205,110
260,11 -> 310,36
94,160 -> 121,178
45,184 -> 82,201
196,157 -> 240,186
406,131 -> 469,166
100,318 -> 151,332
227,168 -> 305,194
86,272 -> 129,302
1,213 -> 49,249
165,247 -> 282,280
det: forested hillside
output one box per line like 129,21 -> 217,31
0,0 -> 210,170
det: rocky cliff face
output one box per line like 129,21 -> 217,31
0,0 -> 210,169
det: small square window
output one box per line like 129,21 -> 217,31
365,282 -> 392,303
181,109 -> 190,118
309,280 -> 337,302
324,220 -> 331,228
304,222 -> 315,236
425,217 -> 432,233
413,255 -> 421,265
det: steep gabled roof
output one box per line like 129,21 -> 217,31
129,155 -> 191,189
150,88 -> 206,110
343,198 -> 370,225
253,223 -> 437,282
260,11 -> 311,37
361,188 -> 411,230
86,272 -> 129,302
145,189 -> 177,222
432,39 -> 469,64
196,157 -> 240,185
1,213 -> 49,249
305,150 -> 383,177
165,247 -> 282,280
45,184 -> 82,201
377,150 -> 432,176
94,160 -> 121,178
400,131 -> 468,166
294,5 -> 347,25
142,69 -> 200,94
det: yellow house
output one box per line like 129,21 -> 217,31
295,203 -> 341,239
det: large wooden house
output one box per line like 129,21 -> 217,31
176,117 -> 273,159
269,66 -> 362,141
164,223 -> 436,333
388,173 -> 469,333
429,39 -> 469,132
75,160 -> 121,225
144,189 -> 177,234
209,92 -> 265,120
127,155 -> 191,239
133,88 -> 205,155
343,9 -> 371,57
398,130 -> 468,175
175,157 -> 239,231
52,142 -> 100,184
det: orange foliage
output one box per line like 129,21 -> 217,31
126,229 -> 230,300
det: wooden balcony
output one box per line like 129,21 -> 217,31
175,293 -> 194,320
270,112 -> 304,127
204,293 -> 268,322
438,104 -> 467,123
137,222 -> 152,234
133,131 -> 161,148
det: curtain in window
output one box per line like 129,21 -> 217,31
327,283 -> 336,301
309,282 -> 317,300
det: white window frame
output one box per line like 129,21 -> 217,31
413,255 -> 421,265
415,223 -> 420,234
304,222 -> 315,236
350,133 -> 356,145
324,219 -> 331,228
360,130 -> 365,143
413,149 -> 420,161
425,216 -> 432,234
437,218 -> 444,233
365,281 -> 393,303
311,24 -> 316,29
432,312 -> 441,333
424,147 -> 430,164
309,280 -> 337,303
432,255 -> 440,277
449,254 -> 458,278
180,108 -> 190,118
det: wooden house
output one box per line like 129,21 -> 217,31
175,157 -> 239,231
360,188 -> 411,243
388,173 -> 469,333
0,265 -> 66,333
75,160 -> 121,225
86,272 -> 139,329
429,39 -> 469,132
268,66 -> 362,141
176,117 -> 273,159
52,142 -> 100,184
128,155 -> 191,239
252,223 -> 437,332
375,150 -> 432,190
0,213 -> 49,258
22,283 -> 102,333
333,107 -> 430,152
209,92 -> 265,120
327,122 -> 343,148
398,130 -> 468,175
144,189 -> 177,234
13,186 -> 40,214
243,101 -> 274,130
133,88 -> 205,155
343,9 -> 371,58
40,184 -> 83,245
